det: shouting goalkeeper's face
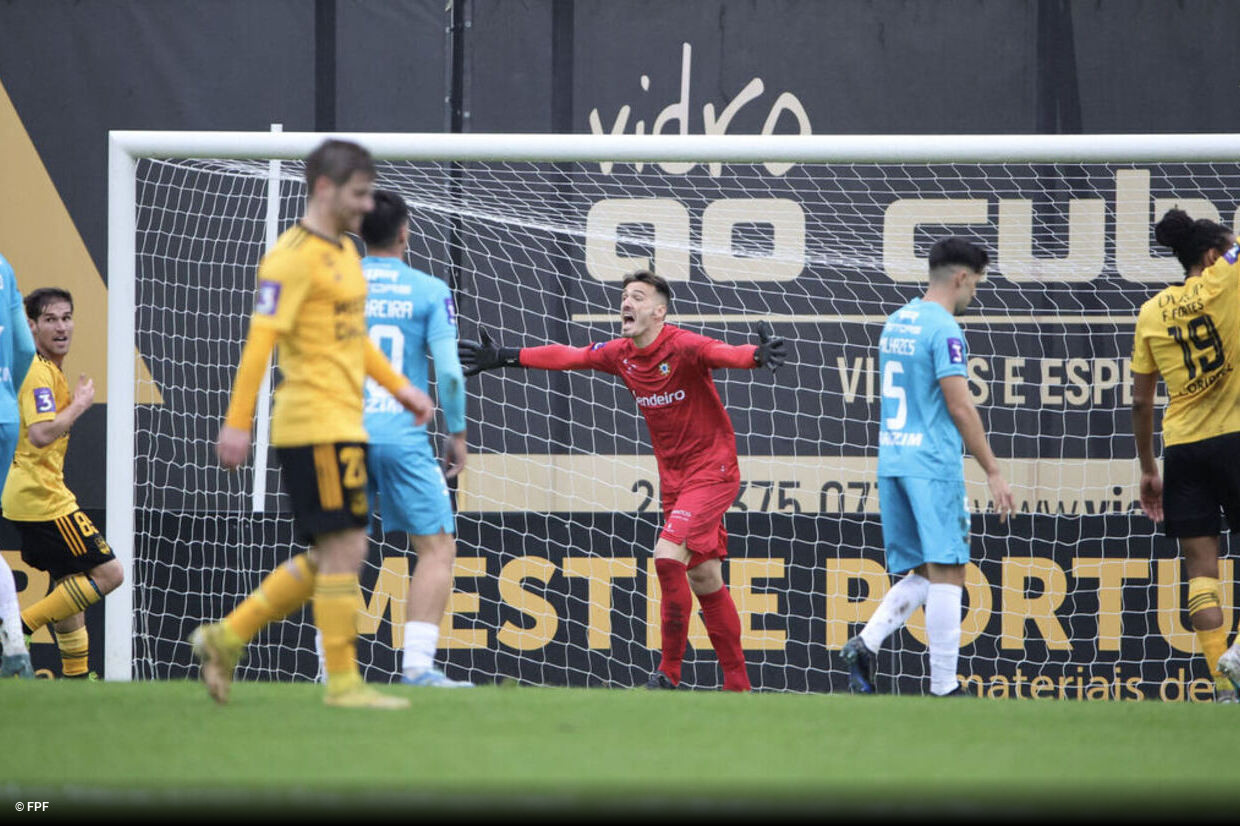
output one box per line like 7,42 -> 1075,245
619,281 -> 667,344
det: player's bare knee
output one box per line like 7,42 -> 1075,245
686,559 -> 724,594
53,612 -> 85,634
923,562 -> 966,587
1180,537 -> 1220,577
410,531 -> 457,566
313,527 -> 368,573
91,559 -> 124,594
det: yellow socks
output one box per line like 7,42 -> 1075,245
223,553 -> 317,643
1187,576 -> 1230,691
54,626 -> 89,678
21,574 -> 101,634
314,573 -> 362,693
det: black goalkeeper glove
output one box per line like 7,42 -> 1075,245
459,330 -> 522,377
752,320 -> 787,371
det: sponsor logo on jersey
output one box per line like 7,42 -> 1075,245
444,295 -> 457,325
946,337 -> 965,364
590,341 -> 606,351
1226,243 -> 1240,265
879,430 -> 924,447
634,388 -> 686,408
33,387 -> 55,414
363,264 -> 399,281
255,280 -> 282,316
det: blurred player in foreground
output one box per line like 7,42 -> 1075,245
193,139 -> 433,709
1131,208 -> 1240,702
841,237 -> 1013,696
460,269 -> 786,691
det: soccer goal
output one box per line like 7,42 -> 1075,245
108,130 -> 1240,697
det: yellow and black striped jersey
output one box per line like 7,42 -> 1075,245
247,223 -> 370,446
1,354 -> 78,521
1132,243 -> 1240,446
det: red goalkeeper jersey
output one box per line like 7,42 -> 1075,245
520,324 -> 757,489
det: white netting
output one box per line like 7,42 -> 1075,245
127,146 -> 1236,698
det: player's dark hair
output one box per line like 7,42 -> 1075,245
1154,207 -> 1233,273
305,139 -> 375,190
361,190 -> 409,249
622,269 -> 672,305
24,287 -> 73,320
928,237 -> 990,279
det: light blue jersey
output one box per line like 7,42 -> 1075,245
361,256 -> 464,443
0,254 -> 34,426
876,298 -> 968,481
0,253 -> 34,493
362,256 -> 465,538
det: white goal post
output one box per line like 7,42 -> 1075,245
107,131 -> 1240,693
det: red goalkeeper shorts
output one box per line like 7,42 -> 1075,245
659,473 -> 739,566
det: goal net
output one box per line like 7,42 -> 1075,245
108,132 -> 1239,698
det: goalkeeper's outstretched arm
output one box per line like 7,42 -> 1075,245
698,321 -> 788,371
458,330 -> 522,376
459,330 -> 596,375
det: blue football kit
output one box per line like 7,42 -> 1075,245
362,256 -> 465,537
876,298 -> 971,573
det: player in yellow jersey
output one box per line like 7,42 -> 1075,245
2,287 -> 120,679
1131,208 -> 1240,703
190,139 -> 434,709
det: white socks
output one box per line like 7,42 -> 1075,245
926,582 -> 964,695
402,620 -> 440,674
859,573 -> 929,654
0,555 -> 27,656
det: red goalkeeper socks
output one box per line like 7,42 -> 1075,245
698,584 -> 750,692
654,558 -> 691,685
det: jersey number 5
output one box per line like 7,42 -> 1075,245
882,361 -> 907,430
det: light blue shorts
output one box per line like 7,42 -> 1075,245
877,476 -> 970,574
367,438 -> 455,537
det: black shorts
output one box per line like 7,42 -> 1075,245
276,442 -> 370,544
17,510 -> 114,582
1162,431 -> 1240,537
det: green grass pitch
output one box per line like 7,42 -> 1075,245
1,678 -> 1235,819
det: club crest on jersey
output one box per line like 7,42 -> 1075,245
1226,243 -> 1240,265
947,337 -> 965,364
255,280 -> 282,316
658,361 -> 670,375
33,387 -> 55,414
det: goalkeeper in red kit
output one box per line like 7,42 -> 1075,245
459,269 -> 786,692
